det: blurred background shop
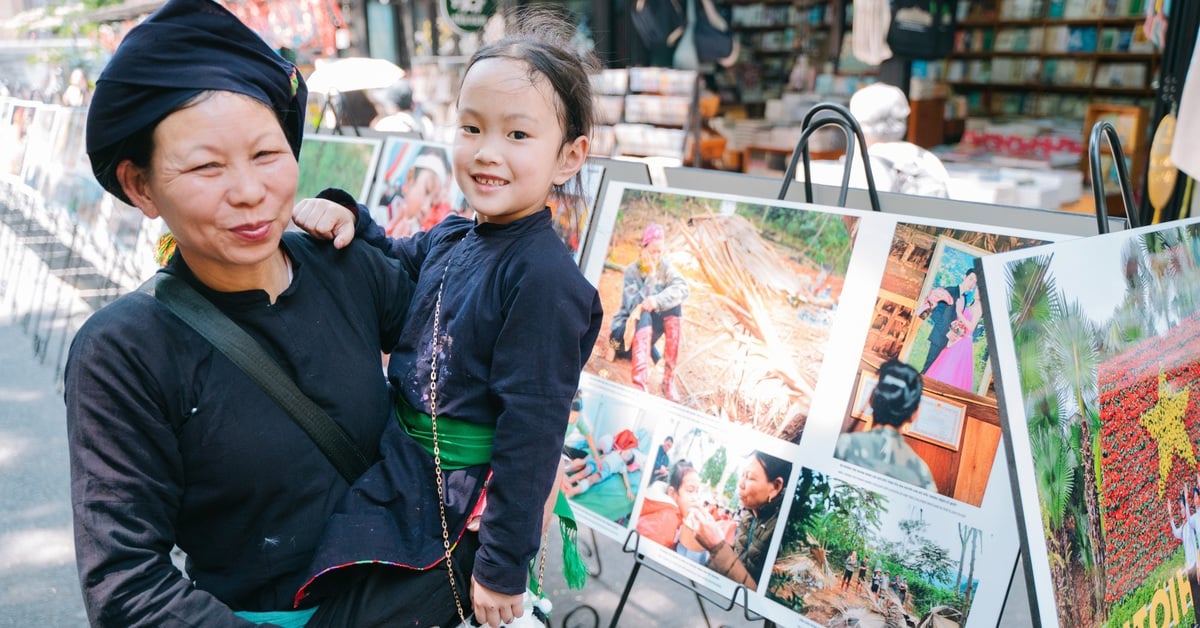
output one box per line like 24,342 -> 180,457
2,0 -> 1199,226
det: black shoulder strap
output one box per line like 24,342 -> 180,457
141,272 -> 370,483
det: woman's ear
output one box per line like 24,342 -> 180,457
769,477 -> 784,500
553,135 -> 589,186
116,161 -> 160,219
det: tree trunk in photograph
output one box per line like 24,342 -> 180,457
1078,411 -> 1107,621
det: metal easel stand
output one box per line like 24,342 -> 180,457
606,530 -> 776,628
1088,119 -> 1140,234
777,102 -> 883,212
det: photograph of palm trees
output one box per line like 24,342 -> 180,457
766,467 -> 982,627
983,220 -> 1200,627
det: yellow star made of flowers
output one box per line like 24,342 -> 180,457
1140,372 -> 1195,498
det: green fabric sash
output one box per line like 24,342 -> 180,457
397,400 -> 587,591
396,401 -> 494,470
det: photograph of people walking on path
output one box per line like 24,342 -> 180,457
766,467 -> 981,627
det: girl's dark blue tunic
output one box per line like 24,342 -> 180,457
302,209 -> 602,598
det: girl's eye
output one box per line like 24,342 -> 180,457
510,130 -> 528,140
461,125 -> 480,134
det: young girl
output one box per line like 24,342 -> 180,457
635,460 -> 701,550
293,9 -> 602,628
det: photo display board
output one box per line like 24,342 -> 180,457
297,134 -> 383,203
980,218 -> 1200,628
364,136 -> 604,263
568,181 -> 1070,626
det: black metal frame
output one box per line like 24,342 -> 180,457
1088,120 -> 1140,234
777,102 -> 882,212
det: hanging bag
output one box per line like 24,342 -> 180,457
887,0 -> 956,60
631,0 -> 687,51
693,0 -> 738,68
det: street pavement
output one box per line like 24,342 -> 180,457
0,232 -> 1034,627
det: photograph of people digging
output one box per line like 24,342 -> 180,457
585,189 -> 858,442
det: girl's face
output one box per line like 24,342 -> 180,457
119,91 -> 297,291
737,457 -> 783,511
670,470 -> 701,513
453,57 -> 586,225
400,168 -> 441,220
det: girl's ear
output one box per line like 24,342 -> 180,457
116,160 -> 160,219
553,134 -> 589,186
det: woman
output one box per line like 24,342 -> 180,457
924,287 -> 982,391
835,359 -> 939,492
607,223 -> 690,400
692,450 -> 791,590
65,0 -> 414,625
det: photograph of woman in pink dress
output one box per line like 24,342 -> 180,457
922,287 -> 982,390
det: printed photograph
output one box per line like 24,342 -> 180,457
992,223 -> 1200,627
547,161 -> 604,262
365,138 -> 465,238
296,135 -> 382,204
767,467 -> 983,628
560,375 -> 656,526
841,224 -> 1050,506
630,420 -> 790,585
585,188 -> 859,442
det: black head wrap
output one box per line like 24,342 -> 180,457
86,0 -> 306,203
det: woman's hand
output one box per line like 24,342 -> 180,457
692,509 -> 724,550
471,577 -> 524,627
292,198 -> 357,249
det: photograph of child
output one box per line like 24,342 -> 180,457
559,375 -> 654,526
767,467 -> 982,627
585,187 -> 858,443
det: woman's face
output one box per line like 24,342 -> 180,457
737,457 -> 782,511
640,239 -> 663,269
670,470 -> 701,513
121,91 -> 297,289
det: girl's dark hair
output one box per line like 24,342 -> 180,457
750,450 -> 790,499
871,359 -> 923,427
669,459 -> 696,490
465,5 -> 597,212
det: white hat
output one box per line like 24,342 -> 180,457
849,83 -> 910,142
412,151 -> 447,183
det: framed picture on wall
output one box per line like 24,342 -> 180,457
850,370 -> 966,451
903,393 -> 967,451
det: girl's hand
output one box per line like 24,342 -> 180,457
292,198 -> 357,249
471,577 -> 524,627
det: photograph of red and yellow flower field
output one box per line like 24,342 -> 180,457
987,222 -> 1200,627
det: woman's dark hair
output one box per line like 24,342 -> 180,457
668,459 -> 696,490
750,450 -> 790,499
465,5 -> 597,212
871,359 -> 923,428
